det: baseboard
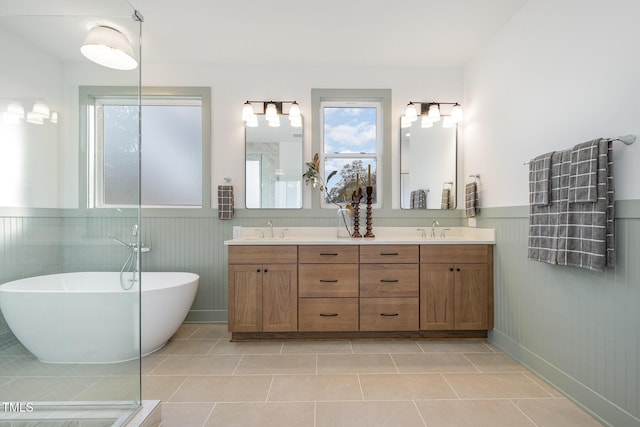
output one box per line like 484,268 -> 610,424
489,329 -> 640,427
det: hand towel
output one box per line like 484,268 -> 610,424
441,188 -> 451,209
529,152 -> 554,206
568,139 -> 600,203
465,182 -> 479,217
217,185 -> 234,220
410,189 -> 427,209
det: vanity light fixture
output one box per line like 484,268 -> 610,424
6,101 -> 25,119
31,100 -> 50,119
241,101 -> 302,128
26,111 -> 44,125
81,26 -> 137,71
401,101 -> 463,128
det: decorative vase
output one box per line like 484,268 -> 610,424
336,207 -> 352,238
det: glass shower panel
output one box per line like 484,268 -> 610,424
0,4 -> 142,425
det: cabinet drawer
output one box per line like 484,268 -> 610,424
420,244 -> 490,264
299,264 -> 359,297
360,264 -> 419,297
359,298 -> 419,331
298,245 -> 359,263
360,245 -> 418,263
298,298 -> 359,331
229,245 -> 297,264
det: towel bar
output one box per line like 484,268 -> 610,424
523,134 -> 636,165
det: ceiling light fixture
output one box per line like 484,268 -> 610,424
81,26 -> 137,70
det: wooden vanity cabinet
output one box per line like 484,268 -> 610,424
419,245 -> 493,331
228,246 -> 297,332
359,245 -> 419,331
298,245 -> 359,331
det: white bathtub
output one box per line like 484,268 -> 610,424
0,272 -> 198,364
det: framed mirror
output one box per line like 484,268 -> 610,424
245,114 -> 303,208
400,118 -> 457,209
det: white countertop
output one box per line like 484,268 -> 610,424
224,226 -> 495,245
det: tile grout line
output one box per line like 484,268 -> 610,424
460,352 -> 482,373
439,373 -> 462,400
509,398 -> 541,427
412,399 -> 429,427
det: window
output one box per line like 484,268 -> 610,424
83,87 -> 210,208
320,101 -> 382,208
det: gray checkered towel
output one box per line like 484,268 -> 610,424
218,185 -> 234,220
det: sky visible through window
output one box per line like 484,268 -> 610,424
323,106 -> 377,203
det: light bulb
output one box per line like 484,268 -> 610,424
421,116 -> 433,128
451,103 -> 463,123
242,102 -> 254,121
265,103 -> 278,122
405,103 -> 418,122
288,102 -> 301,120
428,104 -> 440,122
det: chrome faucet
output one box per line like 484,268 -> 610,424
417,228 -> 427,239
431,220 -> 440,238
267,221 -> 274,238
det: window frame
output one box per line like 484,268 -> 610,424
311,88 -> 392,210
319,100 -> 382,209
80,86 -> 211,210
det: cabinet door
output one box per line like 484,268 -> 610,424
454,263 -> 488,330
420,264 -> 454,330
262,264 -> 298,332
228,264 -> 263,332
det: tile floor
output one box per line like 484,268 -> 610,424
145,324 -> 604,427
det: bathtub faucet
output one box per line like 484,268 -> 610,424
105,233 -> 150,253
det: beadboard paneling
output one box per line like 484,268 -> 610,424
478,204 -> 640,427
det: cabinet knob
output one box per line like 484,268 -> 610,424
449,267 -> 454,272
257,269 -> 261,272
264,268 -> 268,273
456,268 -> 461,272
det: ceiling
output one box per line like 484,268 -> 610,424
1,0 -> 528,67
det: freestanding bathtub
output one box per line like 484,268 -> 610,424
0,272 -> 199,364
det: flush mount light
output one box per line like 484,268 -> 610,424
81,26 -> 137,70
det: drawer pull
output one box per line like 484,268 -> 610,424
319,279 -> 338,283
380,313 -> 399,317
380,279 -> 399,283
380,252 -> 399,256
319,313 -> 339,317
319,253 -> 339,256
